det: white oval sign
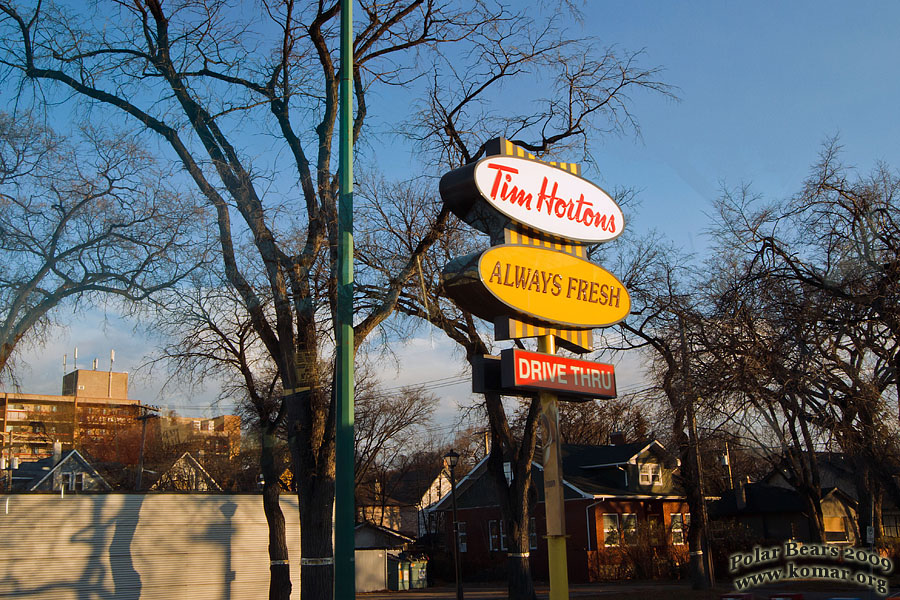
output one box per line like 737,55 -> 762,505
472,156 -> 624,243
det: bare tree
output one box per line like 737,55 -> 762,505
0,2 -> 671,596
0,112 -> 204,379
717,141 -> 900,411
354,375 -> 437,489
144,278 -> 292,599
607,236 -> 718,588
707,159 -> 900,544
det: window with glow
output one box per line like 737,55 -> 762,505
640,462 -> 661,485
603,514 -> 620,547
622,513 -> 637,545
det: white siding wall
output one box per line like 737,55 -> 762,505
0,494 -> 302,599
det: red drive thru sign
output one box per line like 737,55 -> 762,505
500,348 -> 616,400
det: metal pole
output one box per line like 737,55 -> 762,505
538,334 -> 569,600
449,465 -> 463,600
334,0 -> 356,597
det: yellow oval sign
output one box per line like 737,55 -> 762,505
478,245 -> 630,328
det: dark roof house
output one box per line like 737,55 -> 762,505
710,481 -> 858,545
430,439 -> 691,583
357,458 -> 450,538
10,449 -> 112,492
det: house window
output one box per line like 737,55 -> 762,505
75,472 -> 85,490
503,462 -> 513,485
193,420 -> 201,431
884,514 -> 900,538
640,463 -> 661,485
824,517 -> 849,543
671,513 -> 689,545
490,518 -> 538,551
207,421 -> 215,432
529,517 -> 538,550
489,520 -> 506,551
622,513 -> 638,545
457,521 -> 467,553
603,514 -> 620,547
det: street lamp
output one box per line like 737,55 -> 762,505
444,449 -> 463,600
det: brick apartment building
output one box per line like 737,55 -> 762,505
1,369 -> 143,462
1,370 -> 240,466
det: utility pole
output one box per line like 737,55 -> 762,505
135,408 -> 158,491
679,314 -> 715,589
538,334 -> 569,600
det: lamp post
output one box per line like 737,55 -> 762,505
444,449 -> 464,600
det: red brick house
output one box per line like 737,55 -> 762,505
430,440 -> 690,582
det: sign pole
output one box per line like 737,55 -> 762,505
538,334 -> 569,600
335,0 -> 355,597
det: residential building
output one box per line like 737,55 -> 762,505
430,440 -> 690,583
1,369 -> 144,462
154,414 -> 241,461
8,447 -> 111,492
149,452 -> 222,492
709,481 -> 858,545
0,370 -> 241,473
357,459 -> 450,538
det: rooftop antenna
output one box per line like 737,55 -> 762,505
73,347 -> 78,371
92,358 -> 98,370
110,349 -> 115,372
63,353 -> 67,375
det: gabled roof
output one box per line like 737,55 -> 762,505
355,522 -> 416,549
562,441 -> 666,469
22,449 -> 112,491
763,450 -> 900,509
430,440 -> 683,511
710,483 -> 857,518
149,452 -> 221,491
358,460 -> 445,507
389,462 -> 444,505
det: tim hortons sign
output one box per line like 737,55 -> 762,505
440,155 -> 624,243
501,348 -> 616,399
441,244 -> 631,329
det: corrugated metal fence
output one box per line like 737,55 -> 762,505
0,493 -> 302,599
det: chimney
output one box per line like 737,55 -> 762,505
609,431 -> 626,446
52,441 -> 62,465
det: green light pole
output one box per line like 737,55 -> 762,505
335,0 -> 355,598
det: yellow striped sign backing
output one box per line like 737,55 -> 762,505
503,224 -> 585,258
500,138 -> 581,176
494,317 -> 593,353
490,138 -> 594,353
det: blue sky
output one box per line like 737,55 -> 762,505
6,1 -> 900,422
582,1 -> 900,253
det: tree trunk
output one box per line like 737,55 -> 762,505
260,427 -> 291,600
678,434 -> 710,590
0,341 -> 14,377
483,392 -> 539,600
298,480 -> 336,600
507,519 -> 536,600
852,457 -> 876,546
